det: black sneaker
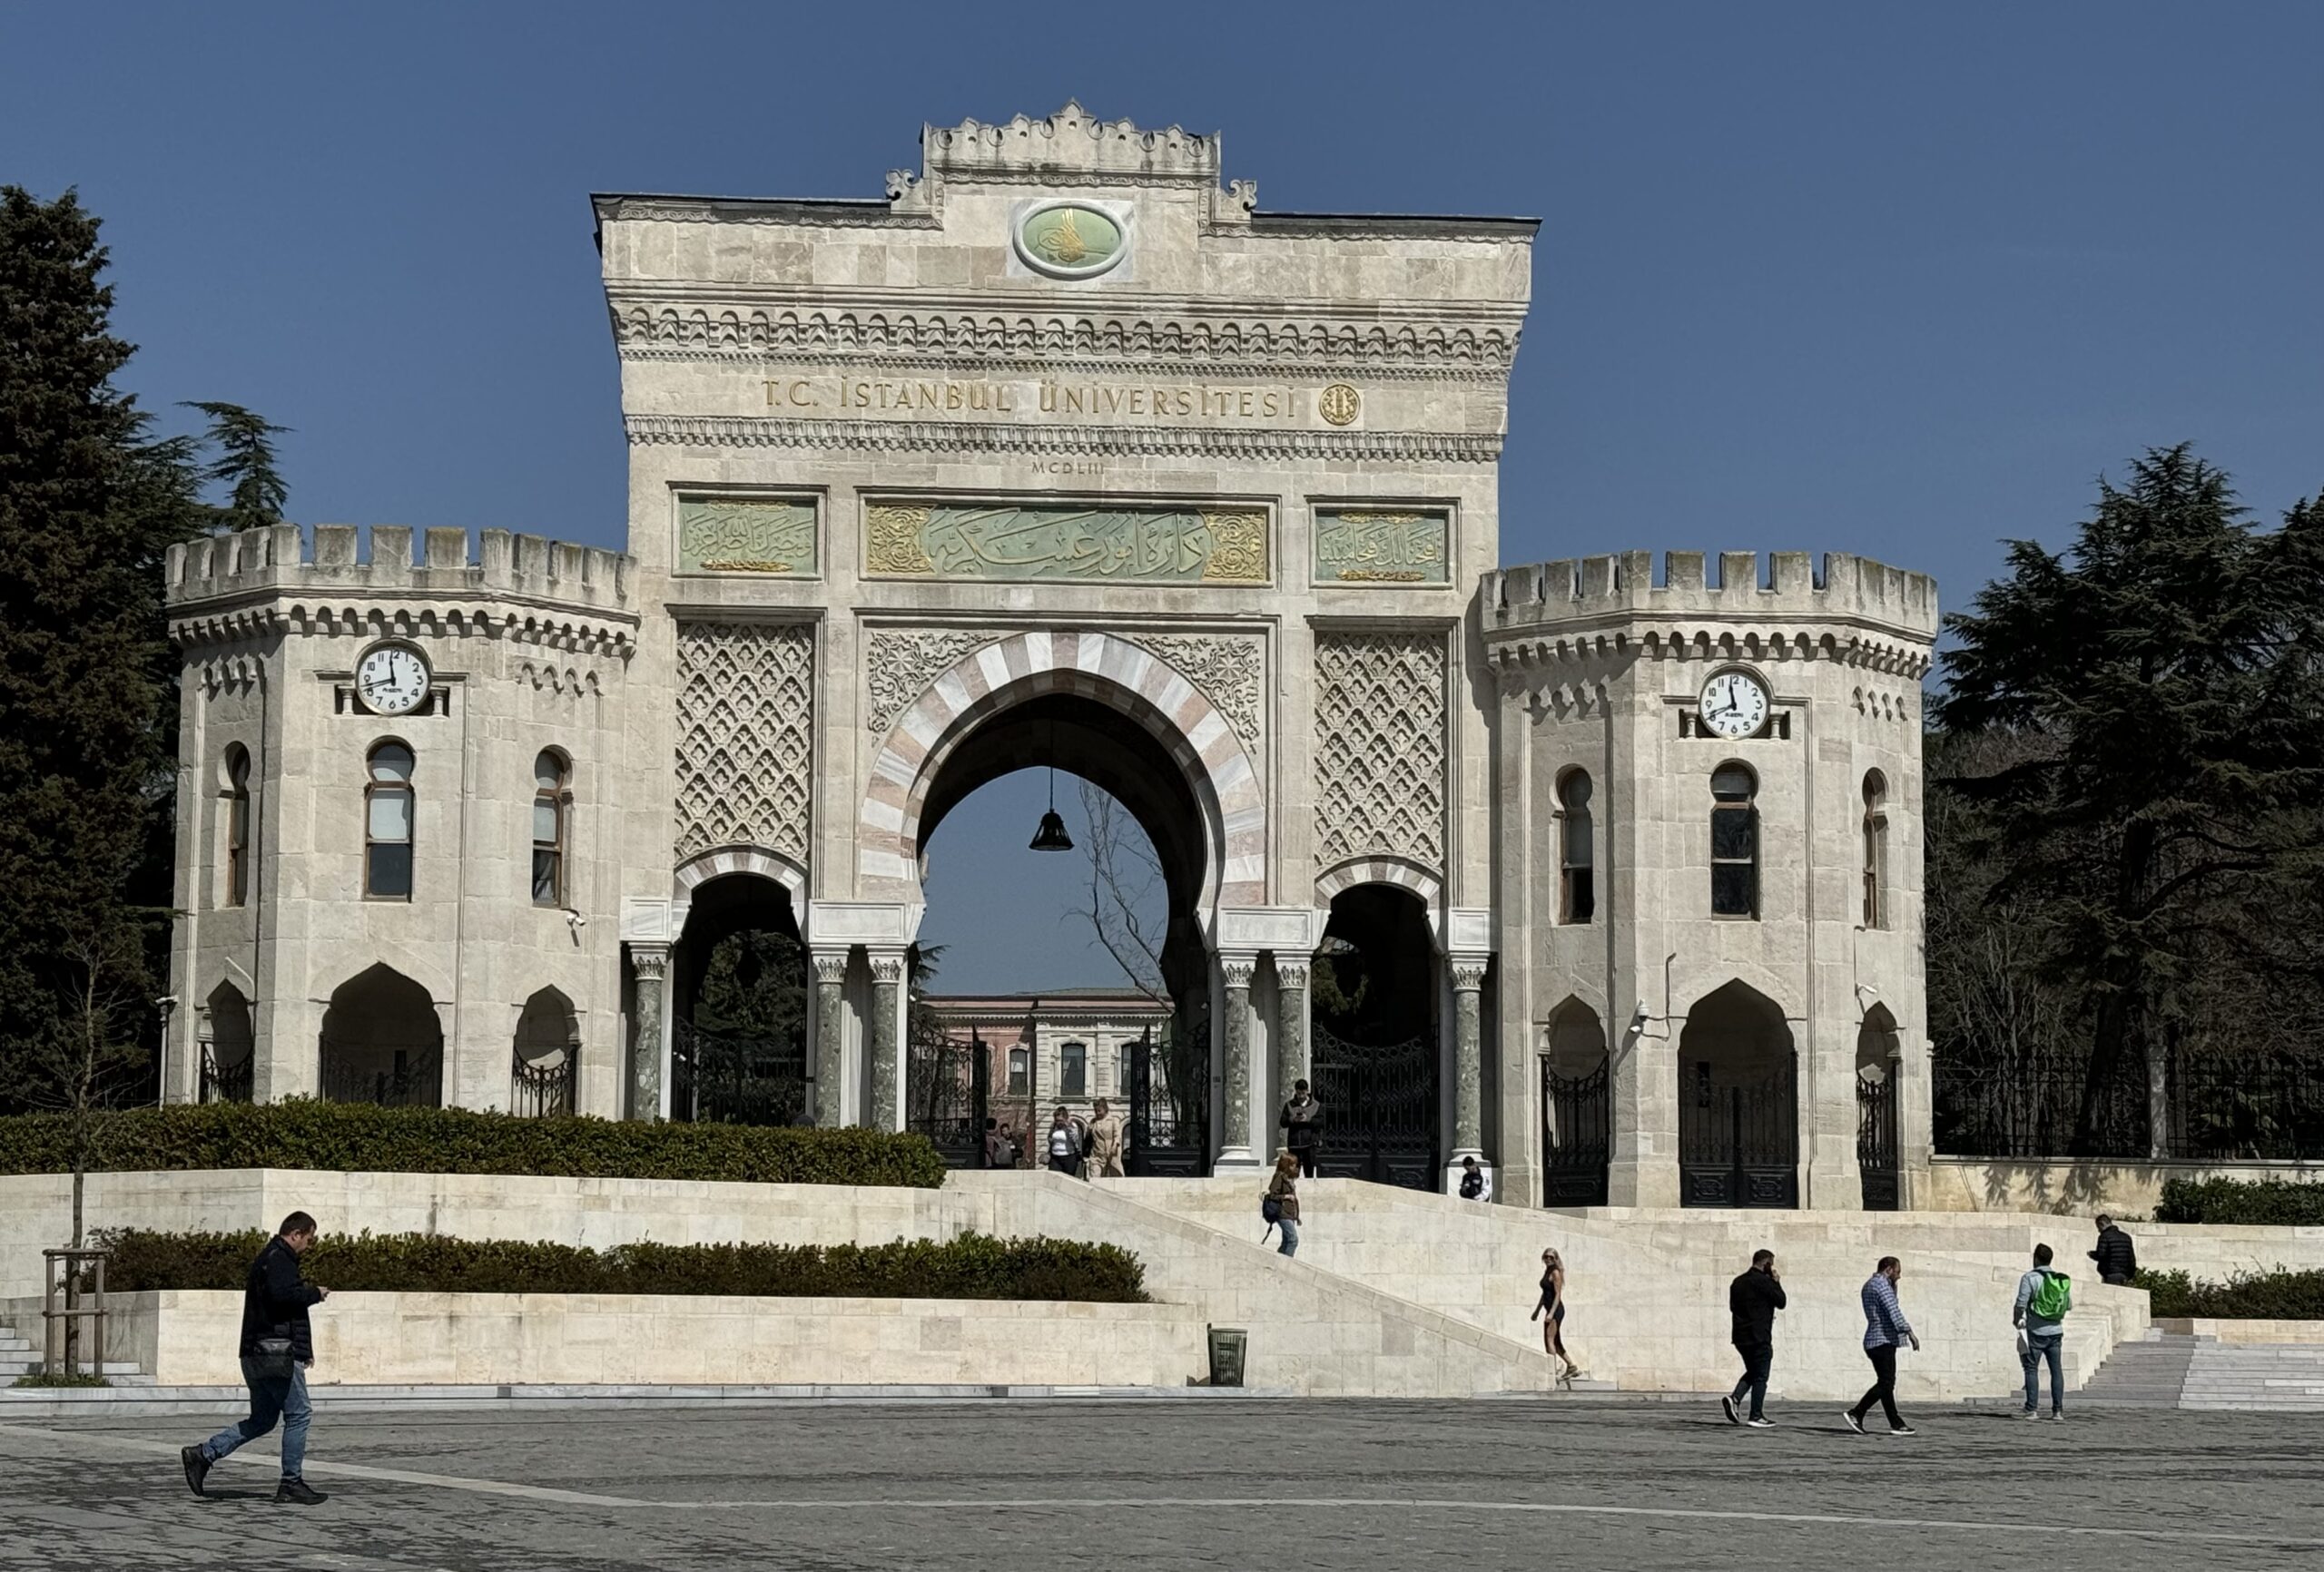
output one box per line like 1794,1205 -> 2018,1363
180,1446 -> 210,1498
1841,1410 -> 1866,1434
273,1478 -> 326,1506
1721,1395 -> 1741,1426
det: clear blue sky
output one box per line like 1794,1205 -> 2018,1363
7,3 -> 2318,991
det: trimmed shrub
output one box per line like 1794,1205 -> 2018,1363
0,1102 -> 946,1188
2154,1176 -> 2324,1226
2138,1267 -> 2324,1321
98,1228 -> 1148,1303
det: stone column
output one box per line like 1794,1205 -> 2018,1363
811,949 -> 850,1129
1216,953 -> 1258,1168
1272,957 -> 1310,1107
1449,956 -> 1489,1166
868,949 -> 906,1133
627,943 -> 668,1121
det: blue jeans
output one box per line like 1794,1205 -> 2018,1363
1276,1217 -> 1300,1256
202,1359 -> 310,1479
2022,1331 -> 2064,1413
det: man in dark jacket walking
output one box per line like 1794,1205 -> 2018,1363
2090,1215 -> 2138,1286
1279,1080 -> 1323,1177
1723,1249 -> 1787,1428
181,1211 -> 330,1505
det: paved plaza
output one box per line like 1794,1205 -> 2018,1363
3,1400 -> 2320,1570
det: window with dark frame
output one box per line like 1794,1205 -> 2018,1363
532,751 -> 568,906
224,745 -> 251,908
365,742 -> 416,900
1061,1041 -> 1088,1096
1557,768 -> 1595,923
1862,770 -> 1888,929
1709,762 -> 1758,919
1008,1047 -> 1029,1095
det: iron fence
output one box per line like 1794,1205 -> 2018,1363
199,1047 -> 253,1105
672,1020 -> 806,1126
1933,1048 -> 2324,1160
320,1043 -> 441,1108
510,1053 -> 576,1118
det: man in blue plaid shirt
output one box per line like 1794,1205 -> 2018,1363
1842,1255 -> 1920,1436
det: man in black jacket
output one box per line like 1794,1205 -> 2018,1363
2090,1215 -> 2138,1286
180,1211 -> 331,1505
1279,1080 -> 1323,1178
1723,1249 -> 1787,1428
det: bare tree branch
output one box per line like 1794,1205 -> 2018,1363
1067,781 -> 1168,1005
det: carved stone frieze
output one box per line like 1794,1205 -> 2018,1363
625,415 -> 1502,465
1314,630 -> 1448,873
1129,634 -> 1263,755
674,622 -> 815,865
862,629 -> 999,734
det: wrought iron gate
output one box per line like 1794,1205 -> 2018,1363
1541,1055 -> 1610,1206
672,1021 -> 806,1125
1128,1028 -> 1209,1177
1856,1072 -> 1900,1210
1679,1059 -> 1799,1208
906,1029 -> 986,1167
1310,1023 -> 1439,1189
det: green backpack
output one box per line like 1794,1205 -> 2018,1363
2030,1268 -> 2073,1321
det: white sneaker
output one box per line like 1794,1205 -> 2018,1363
1745,1417 -> 1776,1429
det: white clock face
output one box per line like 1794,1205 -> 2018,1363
1699,669 -> 1770,740
355,645 -> 431,716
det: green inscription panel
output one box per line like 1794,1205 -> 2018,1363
864,503 -> 1267,585
677,497 -> 818,576
1314,508 -> 1450,585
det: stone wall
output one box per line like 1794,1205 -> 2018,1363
1925,1156 -> 2324,1219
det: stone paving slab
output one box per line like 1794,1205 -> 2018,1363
2,1399 -> 2320,1570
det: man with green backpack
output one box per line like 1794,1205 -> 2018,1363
2013,1243 -> 2073,1420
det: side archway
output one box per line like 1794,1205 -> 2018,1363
1675,979 -> 1798,1208
1539,996 -> 1610,1206
512,987 -> 580,1116
319,963 -> 443,1107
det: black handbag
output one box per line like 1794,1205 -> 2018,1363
251,1337 -> 296,1380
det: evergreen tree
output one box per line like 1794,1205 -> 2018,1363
1935,447 -> 2324,1153
182,399 -> 289,529
0,188 -> 209,1175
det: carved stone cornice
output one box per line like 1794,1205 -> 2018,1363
625,415 -> 1502,466
606,301 -> 1519,376
170,602 -> 637,658
1486,627 -> 1935,682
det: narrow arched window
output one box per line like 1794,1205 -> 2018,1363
531,751 -> 569,906
1710,762 -> 1758,919
1008,1047 -> 1030,1095
223,745 -> 252,908
365,742 -> 415,900
1061,1041 -> 1088,1096
1557,769 -> 1595,924
1862,770 -> 1889,929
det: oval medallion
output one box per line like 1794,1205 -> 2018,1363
1014,201 -> 1127,280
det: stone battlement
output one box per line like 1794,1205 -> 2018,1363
1484,550 -> 1937,640
165,525 -> 633,615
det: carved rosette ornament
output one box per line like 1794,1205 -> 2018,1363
864,629 -> 998,734
1129,634 -> 1263,755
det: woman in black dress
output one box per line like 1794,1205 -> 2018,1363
1531,1247 -> 1584,1387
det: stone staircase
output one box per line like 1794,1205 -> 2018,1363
2077,1331 -> 2197,1405
2181,1343 -> 2324,1411
0,1321 -> 153,1386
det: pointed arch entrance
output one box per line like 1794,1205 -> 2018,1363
1677,979 -> 1800,1207
858,630 -> 1266,1168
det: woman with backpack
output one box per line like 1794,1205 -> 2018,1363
1265,1153 -> 1302,1256
1531,1247 -> 1585,1388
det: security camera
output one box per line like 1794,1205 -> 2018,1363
1629,1001 -> 1650,1030
564,909 -> 588,930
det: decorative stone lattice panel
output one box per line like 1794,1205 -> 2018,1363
863,630 -> 1000,734
1314,631 -> 1446,871
1129,634 -> 1263,756
675,622 -> 814,864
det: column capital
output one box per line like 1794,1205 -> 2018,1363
1270,956 -> 1311,989
1219,952 -> 1259,990
1448,953 -> 1492,993
627,941 -> 670,981
810,948 -> 852,987
867,951 -> 908,987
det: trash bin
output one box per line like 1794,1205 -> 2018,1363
1206,1325 -> 1247,1388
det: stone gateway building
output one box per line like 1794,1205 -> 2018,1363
160,105 -> 1938,1211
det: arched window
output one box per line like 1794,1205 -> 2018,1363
223,745 -> 252,908
365,742 -> 415,900
1061,1041 -> 1088,1096
531,751 -> 569,906
1008,1047 -> 1030,1095
1557,769 -> 1595,924
1710,762 -> 1758,919
1861,770 -> 1889,929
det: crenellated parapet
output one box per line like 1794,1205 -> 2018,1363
1482,550 -> 1938,680
165,525 -> 637,654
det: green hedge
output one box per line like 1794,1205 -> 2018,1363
2138,1267 -> 2324,1321
99,1228 -> 1147,1303
0,1102 -> 947,1188
2155,1176 -> 2324,1226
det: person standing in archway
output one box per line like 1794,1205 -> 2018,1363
1279,1078 -> 1323,1177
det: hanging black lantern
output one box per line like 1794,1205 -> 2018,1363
1029,722 -> 1074,851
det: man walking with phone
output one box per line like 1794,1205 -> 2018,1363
180,1211 -> 331,1505
1723,1249 -> 1786,1428
1842,1256 -> 1920,1436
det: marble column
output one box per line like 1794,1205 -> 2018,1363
868,950 -> 905,1133
627,944 -> 668,1121
1272,957 -> 1310,1106
1449,956 -> 1489,1162
811,949 -> 850,1129
1217,953 -> 1258,1166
